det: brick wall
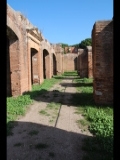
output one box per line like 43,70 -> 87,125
65,46 -> 78,53
87,46 -> 93,78
53,44 -> 64,75
78,49 -> 88,78
92,20 -> 113,105
77,47 -> 93,78
63,53 -> 78,71
7,4 -> 53,97
7,5 -> 27,96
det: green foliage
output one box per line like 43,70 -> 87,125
79,38 -> 92,49
61,43 -> 68,48
73,76 -> 113,160
7,77 -> 61,135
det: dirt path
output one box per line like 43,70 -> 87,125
7,77 -> 92,160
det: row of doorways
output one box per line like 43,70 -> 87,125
7,36 -> 57,97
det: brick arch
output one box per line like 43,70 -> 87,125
7,25 -> 21,96
43,49 -> 51,79
7,16 -> 21,40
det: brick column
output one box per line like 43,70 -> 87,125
27,37 -> 32,91
86,46 -> 93,78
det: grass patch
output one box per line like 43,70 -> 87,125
77,119 -> 90,127
28,130 -> 39,136
72,76 -> 113,160
76,119 -> 90,132
7,77 -> 62,136
39,102 -> 61,119
49,119 -> 54,123
46,102 -> 61,110
35,143 -> 49,149
62,71 -> 78,76
39,110 -> 48,115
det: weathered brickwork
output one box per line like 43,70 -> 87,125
78,49 -> 88,78
7,4 -> 57,96
77,47 -> 93,78
87,46 -> 93,78
65,46 -> 78,53
7,4 -> 113,106
63,53 -> 78,72
92,20 -> 113,105
52,44 -> 64,75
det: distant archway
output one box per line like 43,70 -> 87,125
31,48 -> 39,84
7,26 -> 19,97
53,53 -> 57,75
43,49 -> 50,79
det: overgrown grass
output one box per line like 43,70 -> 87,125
73,76 -> 113,160
7,77 -> 61,135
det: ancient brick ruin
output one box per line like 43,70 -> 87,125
7,4 -> 113,105
7,4 -> 63,96
92,20 -> 113,105
63,53 -> 78,72
77,46 -> 93,78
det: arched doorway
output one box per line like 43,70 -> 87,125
53,54 -> 57,75
7,26 -> 19,97
31,48 -> 39,84
43,49 -> 49,79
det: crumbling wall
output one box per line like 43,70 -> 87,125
7,4 -> 28,96
92,20 -> 113,105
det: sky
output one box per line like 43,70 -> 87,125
7,0 -> 113,45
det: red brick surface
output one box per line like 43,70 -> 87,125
92,20 -> 113,105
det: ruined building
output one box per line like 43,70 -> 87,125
7,4 -> 113,105
92,20 -> 113,105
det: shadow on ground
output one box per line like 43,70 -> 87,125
60,82 -> 93,87
53,76 -> 80,80
7,121 -> 112,160
7,121 -> 96,160
23,89 -> 94,107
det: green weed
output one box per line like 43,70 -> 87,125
7,77 -> 61,135
39,110 -> 48,115
73,76 -> 113,160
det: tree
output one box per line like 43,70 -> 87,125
79,38 -> 92,49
